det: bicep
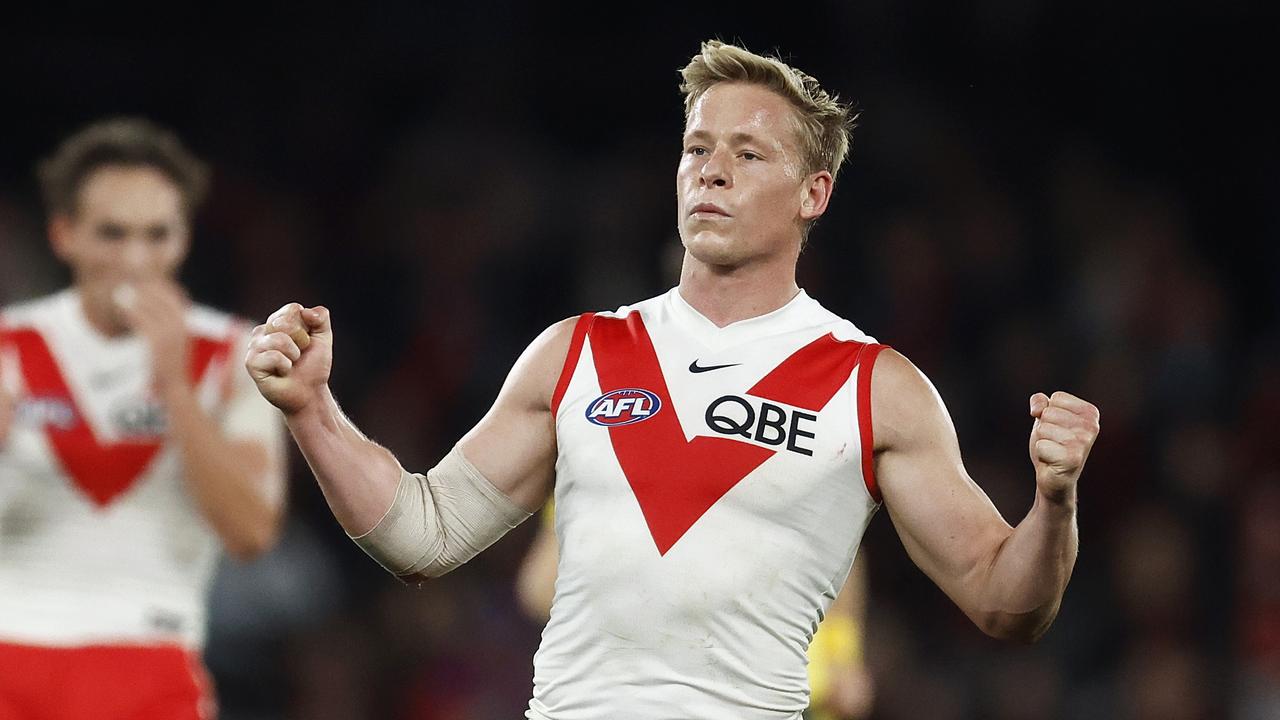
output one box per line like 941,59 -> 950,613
872,351 -> 1011,607
459,317 -> 578,512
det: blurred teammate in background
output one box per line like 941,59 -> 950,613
515,503 -> 875,719
0,118 -> 286,719
247,41 -> 1099,719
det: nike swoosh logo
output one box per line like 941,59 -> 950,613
688,360 -> 741,373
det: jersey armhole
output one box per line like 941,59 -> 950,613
550,312 -> 595,418
856,343 -> 889,504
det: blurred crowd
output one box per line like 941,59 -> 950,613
1,4 -> 1276,719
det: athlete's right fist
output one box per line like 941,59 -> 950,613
246,303 -> 333,415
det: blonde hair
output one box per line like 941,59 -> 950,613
679,40 -> 856,182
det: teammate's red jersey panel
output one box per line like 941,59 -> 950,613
529,288 -> 883,720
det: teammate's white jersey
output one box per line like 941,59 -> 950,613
529,288 -> 887,720
0,289 -> 284,649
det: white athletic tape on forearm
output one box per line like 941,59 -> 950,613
350,445 -> 531,580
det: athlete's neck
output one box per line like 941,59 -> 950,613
677,252 -> 801,328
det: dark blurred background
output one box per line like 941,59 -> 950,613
1,2 -> 1277,719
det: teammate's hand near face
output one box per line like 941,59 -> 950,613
114,279 -> 191,394
245,303 -> 332,415
1028,391 -> 1100,502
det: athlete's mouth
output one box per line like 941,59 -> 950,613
690,202 -> 729,217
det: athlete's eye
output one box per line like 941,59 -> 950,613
742,151 -> 761,161
96,223 -> 127,241
687,146 -> 708,156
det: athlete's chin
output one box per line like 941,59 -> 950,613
682,231 -> 748,268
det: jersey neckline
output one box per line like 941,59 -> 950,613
667,286 -> 816,347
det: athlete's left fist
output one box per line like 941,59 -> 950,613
1028,391 -> 1100,502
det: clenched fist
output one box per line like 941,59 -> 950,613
246,303 -> 332,415
1029,391 -> 1100,503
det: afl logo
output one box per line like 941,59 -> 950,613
586,388 -> 662,427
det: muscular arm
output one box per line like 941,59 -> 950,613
249,303 -> 572,541
872,350 -> 1099,642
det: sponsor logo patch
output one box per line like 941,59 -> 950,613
585,388 -> 662,427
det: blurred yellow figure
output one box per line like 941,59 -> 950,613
516,504 -> 874,719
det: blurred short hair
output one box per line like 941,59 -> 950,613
679,40 -> 857,183
37,117 -> 210,219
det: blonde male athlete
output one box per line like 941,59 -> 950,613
0,119 -> 286,719
247,41 -> 1100,719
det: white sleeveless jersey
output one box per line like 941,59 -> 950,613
0,289 -> 284,649
529,288 -> 887,720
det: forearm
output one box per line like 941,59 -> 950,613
977,490 -> 1078,641
284,385 -> 403,535
164,384 -> 281,559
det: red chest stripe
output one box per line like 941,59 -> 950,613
589,313 -> 869,555
0,327 -> 233,508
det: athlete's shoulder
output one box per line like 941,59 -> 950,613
868,348 -> 950,453
594,289 -> 671,321
0,289 -> 73,329
517,314 -> 596,410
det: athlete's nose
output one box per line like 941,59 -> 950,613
120,237 -> 151,276
699,147 -> 732,189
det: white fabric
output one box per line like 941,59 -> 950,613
528,287 -> 880,720
0,289 -> 284,649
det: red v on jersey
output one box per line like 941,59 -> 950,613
589,313 -> 871,555
0,328 -> 233,508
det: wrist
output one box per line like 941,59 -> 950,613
283,384 -> 338,429
1034,482 -> 1078,513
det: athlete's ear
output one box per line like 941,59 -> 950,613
48,215 -> 76,263
799,171 -> 833,222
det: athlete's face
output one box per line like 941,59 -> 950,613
50,166 -> 190,333
676,83 -> 832,267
